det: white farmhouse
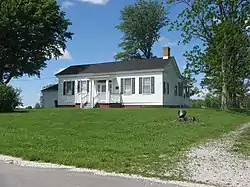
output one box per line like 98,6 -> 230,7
42,47 -> 191,108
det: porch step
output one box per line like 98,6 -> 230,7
84,103 -> 92,109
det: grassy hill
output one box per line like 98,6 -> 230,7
0,108 -> 249,178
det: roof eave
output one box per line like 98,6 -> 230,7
56,68 -> 165,78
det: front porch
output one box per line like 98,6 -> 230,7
77,77 -> 122,108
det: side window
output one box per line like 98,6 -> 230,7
174,85 -> 178,96
167,83 -> 170,95
163,82 -> 166,94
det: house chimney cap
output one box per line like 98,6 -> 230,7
163,47 -> 171,59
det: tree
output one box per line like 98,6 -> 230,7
0,0 -> 73,84
167,0 -> 250,110
0,84 -> 22,112
182,64 -> 200,97
34,102 -> 41,109
40,93 -> 44,108
115,0 -> 168,61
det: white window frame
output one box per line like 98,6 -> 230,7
142,77 -> 151,94
124,78 -> 132,95
78,80 -> 87,93
65,81 -> 74,95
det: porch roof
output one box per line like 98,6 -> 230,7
55,57 -> 172,76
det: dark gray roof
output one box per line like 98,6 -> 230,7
56,57 -> 172,76
42,84 -> 58,91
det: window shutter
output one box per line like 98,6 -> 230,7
163,82 -> 166,94
139,77 -> 142,94
87,80 -> 90,92
77,81 -> 80,93
120,78 -> 124,94
72,81 -> 75,95
63,82 -> 66,95
132,78 -> 135,94
151,77 -> 155,94
181,82 -> 183,96
167,83 -> 170,94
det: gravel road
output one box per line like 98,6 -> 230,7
171,123 -> 250,187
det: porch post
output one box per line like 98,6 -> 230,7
106,79 -> 109,103
90,80 -> 95,108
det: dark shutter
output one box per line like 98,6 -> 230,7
77,81 -> 80,93
63,82 -> 66,95
167,83 -> 169,94
72,81 -> 75,95
181,82 -> 183,96
139,77 -> 142,94
132,78 -> 135,94
87,80 -> 90,92
120,78 -> 124,94
151,77 -> 155,94
163,82 -> 166,94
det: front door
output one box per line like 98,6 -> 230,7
97,84 -> 106,93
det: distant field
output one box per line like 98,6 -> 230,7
0,108 -> 249,179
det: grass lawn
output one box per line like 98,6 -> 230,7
0,108 -> 249,179
233,127 -> 250,157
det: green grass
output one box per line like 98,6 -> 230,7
0,108 -> 249,179
233,127 -> 250,156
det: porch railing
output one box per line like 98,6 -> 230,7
110,93 -> 121,103
80,93 -> 88,108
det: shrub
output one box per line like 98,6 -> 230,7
0,84 -> 22,112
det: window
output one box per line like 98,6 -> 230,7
63,81 -> 75,95
97,84 -> 106,92
77,81 -> 88,93
121,78 -> 135,94
178,82 -> 181,96
139,77 -> 155,94
142,77 -> 151,94
163,82 -> 166,94
186,87 -> 190,98
167,83 -> 170,95
124,78 -> 132,94
174,85 -> 178,96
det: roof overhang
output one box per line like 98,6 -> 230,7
56,68 -> 164,79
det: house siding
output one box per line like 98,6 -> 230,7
42,90 -> 58,108
163,59 -> 191,107
57,71 -> 163,106
117,71 -> 163,106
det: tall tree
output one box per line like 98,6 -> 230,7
115,0 -> 168,61
167,0 -> 250,110
0,0 -> 73,84
182,64 -> 200,97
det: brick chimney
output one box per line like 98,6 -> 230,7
163,47 -> 170,59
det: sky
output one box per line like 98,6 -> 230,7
10,0 -> 203,107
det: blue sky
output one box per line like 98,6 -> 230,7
10,0 -> 202,107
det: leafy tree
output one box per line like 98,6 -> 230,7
182,64 -> 200,97
0,0 -> 73,84
0,84 -> 22,112
167,0 -> 250,110
40,94 -> 44,108
34,102 -> 41,109
115,0 -> 168,61
191,99 -> 204,108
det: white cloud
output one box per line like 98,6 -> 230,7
59,49 -> 72,60
61,1 -> 75,9
158,36 -> 178,47
78,0 -> 110,5
191,88 -> 209,100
